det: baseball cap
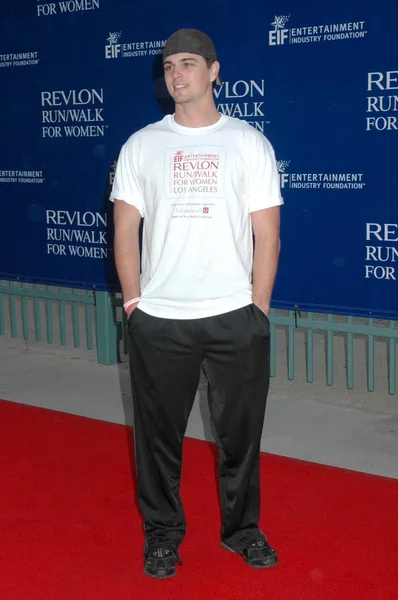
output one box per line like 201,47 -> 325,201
163,28 -> 222,86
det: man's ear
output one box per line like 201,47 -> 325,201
210,60 -> 220,84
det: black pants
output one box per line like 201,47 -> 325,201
128,303 -> 270,551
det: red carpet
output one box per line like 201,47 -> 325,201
0,399 -> 397,600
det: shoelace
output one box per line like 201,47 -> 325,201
238,533 -> 268,547
144,546 -> 183,566
236,538 -> 269,555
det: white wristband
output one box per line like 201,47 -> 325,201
123,297 -> 141,311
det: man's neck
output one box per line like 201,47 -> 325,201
174,101 -> 221,128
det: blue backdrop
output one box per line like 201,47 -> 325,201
0,0 -> 397,318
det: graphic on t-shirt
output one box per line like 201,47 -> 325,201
165,146 -> 225,219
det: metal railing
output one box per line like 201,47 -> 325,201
1,280 -> 397,395
0,281 -> 94,347
268,311 -> 398,395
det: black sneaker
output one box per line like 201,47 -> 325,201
143,546 -> 182,579
221,538 -> 278,569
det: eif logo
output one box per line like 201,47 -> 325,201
277,159 -> 291,188
105,32 -> 122,59
269,15 -> 290,45
174,150 -> 184,162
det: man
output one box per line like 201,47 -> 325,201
110,28 -> 282,579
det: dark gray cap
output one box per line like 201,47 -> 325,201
163,29 -> 222,85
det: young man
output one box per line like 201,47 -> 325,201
110,28 -> 282,579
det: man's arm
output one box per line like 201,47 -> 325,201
251,205 -> 281,315
113,199 -> 142,316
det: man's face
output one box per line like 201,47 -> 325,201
163,53 -> 218,104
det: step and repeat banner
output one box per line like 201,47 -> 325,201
0,0 -> 397,318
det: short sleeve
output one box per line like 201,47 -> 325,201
248,133 -> 283,213
109,141 -> 145,217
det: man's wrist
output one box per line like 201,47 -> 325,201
126,304 -> 138,317
123,296 -> 141,312
252,295 -> 270,315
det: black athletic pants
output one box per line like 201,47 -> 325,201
128,303 -> 270,551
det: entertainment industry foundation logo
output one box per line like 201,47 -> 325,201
366,70 -> 398,131
269,14 -> 367,46
37,0 -> 100,17
105,32 -> 166,59
277,160 -> 366,190
0,169 -> 45,184
40,88 -> 108,138
214,79 -> 267,132
0,51 -> 39,68
45,209 -> 109,259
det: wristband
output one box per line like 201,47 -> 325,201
123,297 -> 141,312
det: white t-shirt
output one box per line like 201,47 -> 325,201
110,114 -> 283,319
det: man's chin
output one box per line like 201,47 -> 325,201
173,96 -> 192,105
167,88 -> 192,103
